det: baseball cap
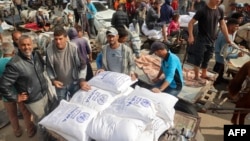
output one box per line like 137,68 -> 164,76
237,3 -> 244,8
149,41 -> 167,55
106,27 -> 118,36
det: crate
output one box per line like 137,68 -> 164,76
159,110 -> 201,141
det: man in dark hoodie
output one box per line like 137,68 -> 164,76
68,27 -> 94,81
160,0 -> 174,24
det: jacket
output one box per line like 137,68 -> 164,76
111,10 -> 129,28
46,41 -> 87,82
101,43 -> 135,75
0,51 -> 48,104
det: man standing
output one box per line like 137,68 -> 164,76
68,27 -> 94,81
149,41 -> 184,96
87,0 -> 97,37
111,4 -> 129,29
46,27 -> 90,104
97,27 -> 136,80
70,0 -> 80,25
0,35 -> 49,140
0,42 -> 35,138
13,0 -> 23,16
187,0 -> 230,83
76,0 -> 91,38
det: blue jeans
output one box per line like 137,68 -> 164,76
154,79 -> 181,97
55,81 -> 80,102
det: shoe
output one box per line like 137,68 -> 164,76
28,127 -> 37,138
14,127 -> 23,137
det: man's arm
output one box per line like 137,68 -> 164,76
188,18 -> 197,44
127,46 -> 136,79
219,19 -> 231,44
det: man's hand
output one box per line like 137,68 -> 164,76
238,52 -> 244,57
80,81 -> 91,91
130,73 -> 137,81
151,87 -> 161,93
52,80 -> 64,88
95,69 -> 105,75
188,35 -> 194,45
17,92 -> 29,102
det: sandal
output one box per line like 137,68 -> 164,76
28,127 -> 37,138
14,127 -> 23,137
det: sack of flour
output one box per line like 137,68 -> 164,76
131,86 -> 178,123
87,112 -> 146,141
70,87 -> 115,111
88,71 -> 136,94
104,95 -> 157,123
39,100 -> 97,141
146,117 -> 171,141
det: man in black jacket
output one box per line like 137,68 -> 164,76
0,35 -> 49,141
111,4 -> 129,29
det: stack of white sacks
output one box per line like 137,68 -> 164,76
39,71 -> 178,141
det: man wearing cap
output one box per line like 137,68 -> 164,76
97,27 -> 136,80
150,41 -> 183,96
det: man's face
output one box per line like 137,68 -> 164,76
210,0 -> 221,6
38,11 -> 43,15
12,33 -> 22,44
237,17 -> 244,24
107,35 -> 119,46
154,49 -> 166,58
229,24 -> 239,33
54,35 -> 67,50
118,36 -> 128,43
18,38 -> 33,58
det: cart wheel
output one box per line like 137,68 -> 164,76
174,99 -> 198,116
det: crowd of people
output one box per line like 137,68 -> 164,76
0,0 -> 250,140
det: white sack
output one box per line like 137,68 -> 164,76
137,130 -> 154,141
132,86 -> 178,123
70,87 -> 115,111
87,113 -> 146,141
88,71 -> 136,94
141,22 -> 163,40
39,100 -> 97,141
70,86 -> 134,111
146,117 -> 171,141
104,95 -> 157,122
